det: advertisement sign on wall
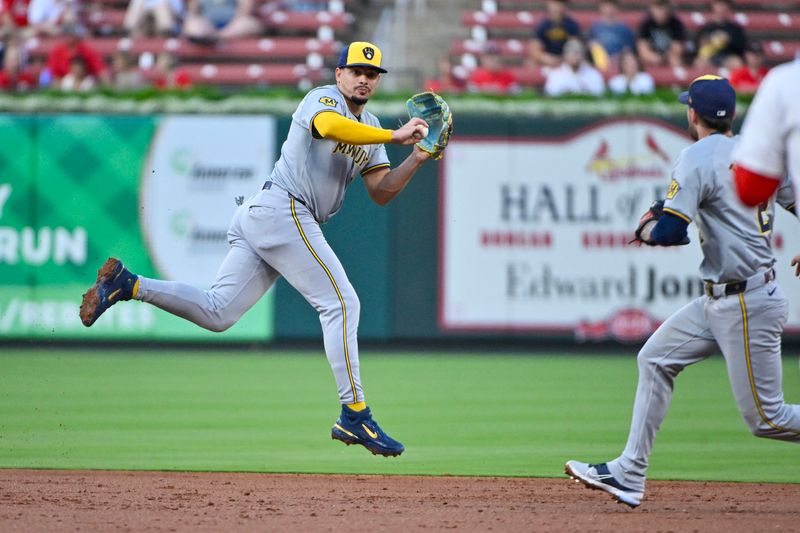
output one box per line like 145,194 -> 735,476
141,116 -> 275,285
440,118 -> 800,341
0,115 -> 276,341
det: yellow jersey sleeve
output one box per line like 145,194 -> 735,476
312,111 -> 392,145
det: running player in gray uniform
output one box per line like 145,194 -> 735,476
79,41 -> 435,457
565,76 -> 800,507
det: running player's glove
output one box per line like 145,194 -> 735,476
406,91 -> 453,160
631,200 -> 690,246
631,200 -> 665,246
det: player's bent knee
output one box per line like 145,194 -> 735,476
321,287 -> 360,323
203,313 -> 238,332
344,290 -> 360,320
636,347 -> 683,382
636,346 -> 661,369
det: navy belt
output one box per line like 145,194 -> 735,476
705,269 -> 775,298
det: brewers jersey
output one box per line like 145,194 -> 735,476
269,85 -> 390,223
664,134 -> 795,284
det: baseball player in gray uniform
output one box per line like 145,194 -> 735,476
79,41 -> 434,457
565,76 -> 800,507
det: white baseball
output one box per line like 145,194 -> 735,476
415,126 -> 429,139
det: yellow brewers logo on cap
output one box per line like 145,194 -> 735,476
338,41 -> 387,73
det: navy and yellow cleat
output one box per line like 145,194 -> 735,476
565,460 -> 643,508
331,405 -> 405,457
79,258 -> 138,327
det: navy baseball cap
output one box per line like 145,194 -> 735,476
337,41 -> 387,73
678,75 -> 736,119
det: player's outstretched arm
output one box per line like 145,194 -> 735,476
312,112 -> 428,146
362,146 -> 430,205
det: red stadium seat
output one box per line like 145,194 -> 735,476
494,0 -> 800,9
461,10 -> 539,30
621,0 -> 799,7
451,38 -> 528,57
762,40 -> 800,62
646,65 -> 706,87
463,9 -> 800,34
677,11 -> 800,32
25,36 -> 341,62
508,66 -> 546,87
218,37 -> 340,58
261,10 -> 352,31
159,63 -> 328,85
85,7 -> 354,38
453,37 -> 800,64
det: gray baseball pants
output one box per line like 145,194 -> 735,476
134,185 -> 364,404
610,276 -> 800,491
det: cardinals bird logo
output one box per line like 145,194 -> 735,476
645,133 -> 670,163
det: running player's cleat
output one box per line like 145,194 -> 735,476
79,258 -> 138,327
331,405 -> 404,457
565,460 -> 643,508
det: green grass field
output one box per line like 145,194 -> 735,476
1,349 -> 798,482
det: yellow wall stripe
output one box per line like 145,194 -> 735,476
739,293 -> 800,435
290,198 -> 358,402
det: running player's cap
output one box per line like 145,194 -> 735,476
678,75 -> 736,119
337,41 -> 387,73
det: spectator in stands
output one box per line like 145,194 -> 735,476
608,49 -> 655,95
110,50 -> 146,90
729,41 -> 768,93
637,0 -> 686,68
423,57 -> 466,94
60,54 -> 95,90
216,0 -> 264,39
0,37 -> 36,90
694,0 -> 747,69
467,44 -> 519,95
124,0 -> 184,37
152,51 -> 191,89
43,24 -> 108,86
587,0 -> 635,71
529,0 -> 581,67
544,38 -> 604,97
1,0 -> 30,38
27,0 -> 80,36
182,0 -> 237,42
183,0 -> 274,41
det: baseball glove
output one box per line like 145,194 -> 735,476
630,200 -> 690,246
630,200 -> 664,245
406,91 -> 453,160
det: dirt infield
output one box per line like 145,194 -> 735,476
1,469 -> 798,532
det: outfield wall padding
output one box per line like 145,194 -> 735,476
2,111 -> 798,345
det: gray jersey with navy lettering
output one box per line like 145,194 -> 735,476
268,84 -> 390,223
663,134 -> 795,284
